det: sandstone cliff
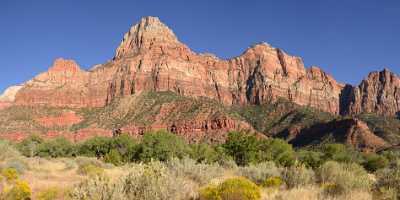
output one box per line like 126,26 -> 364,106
10,16 -> 345,115
341,69 -> 400,117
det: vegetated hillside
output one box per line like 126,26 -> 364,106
0,91 -> 255,142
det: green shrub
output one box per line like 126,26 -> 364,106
238,161 -> 281,184
3,180 -> 32,200
166,157 -> 223,185
199,177 -> 261,200
36,187 -> 60,200
37,137 -> 76,158
261,176 -> 283,188
222,132 -> 260,166
190,143 -> 219,163
283,164 -> 315,188
139,130 -> 190,162
296,150 -> 323,169
199,184 -> 221,200
16,134 -> 43,157
110,134 -> 139,163
1,168 -> 18,181
318,161 -> 372,195
321,143 -> 361,163
375,160 -> 400,199
257,138 -> 296,167
362,153 -> 389,172
104,149 -> 123,166
78,136 -> 112,158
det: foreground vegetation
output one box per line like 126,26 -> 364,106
0,131 -> 399,199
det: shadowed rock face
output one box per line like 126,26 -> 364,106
289,118 -> 389,152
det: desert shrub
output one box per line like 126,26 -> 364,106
296,150 -> 324,169
69,175 -> 124,200
78,136 -> 112,158
321,143 -> 361,163
3,180 -> 32,200
139,130 -> 190,162
190,143 -> 219,163
257,138 -> 296,167
16,134 -> 43,157
1,168 -> 18,181
222,131 -> 260,166
199,177 -> 261,200
166,157 -> 223,185
77,164 -> 104,177
1,158 -> 27,174
36,187 -> 60,200
199,184 -> 220,200
238,161 -> 281,184
380,149 -> 400,161
261,176 -> 283,188
375,160 -> 400,199
0,140 -> 21,161
121,161 -> 187,200
104,149 -> 123,166
318,161 -> 372,195
362,153 -> 389,172
283,164 -> 315,188
37,137 -> 76,158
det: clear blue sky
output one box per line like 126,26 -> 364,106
1,0 -> 399,92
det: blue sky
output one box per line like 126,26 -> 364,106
1,0 -> 399,92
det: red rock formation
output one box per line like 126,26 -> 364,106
35,111 -> 83,127
9,16 -> 344,115
342,69 -> 400,117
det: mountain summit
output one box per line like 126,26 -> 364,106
114,16 -> 181,59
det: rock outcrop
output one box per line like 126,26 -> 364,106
341,69 -> 400,117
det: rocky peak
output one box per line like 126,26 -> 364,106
342,68 -> 400,116
114,16 -> 181,59
48,58 -> 82,74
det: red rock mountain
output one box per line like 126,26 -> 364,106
3,17 -> 347,114
0,16 -> 399,150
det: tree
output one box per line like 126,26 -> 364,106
139,130 -> 190,162
257,138 -> 296,167
78,136 -> 112,158
222,131 -> 260,166
16,134 -> 44,157
37,137 -> 76,158
110,134 -> 139,162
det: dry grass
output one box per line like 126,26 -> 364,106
265,186 -> 372,200
0,157 -> 376,200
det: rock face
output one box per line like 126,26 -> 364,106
341,69 -> 400,117
10,16 -> 344,115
